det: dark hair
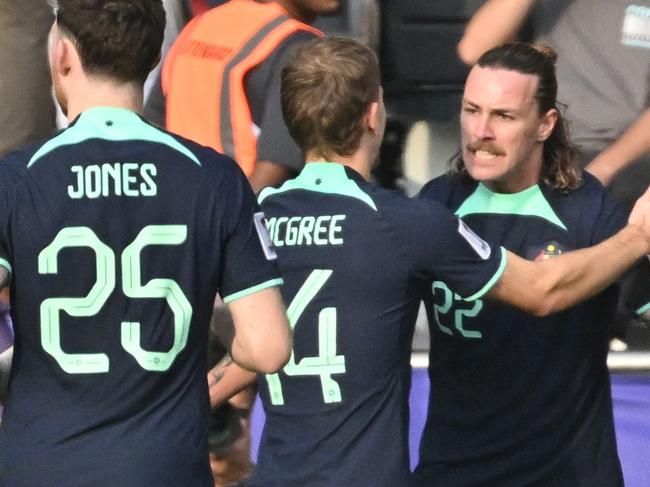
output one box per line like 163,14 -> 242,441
454,42 -> 581,190
281,37 -> 380,159
53,0 -> 165,85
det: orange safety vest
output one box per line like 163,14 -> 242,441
163,0 -> 322,177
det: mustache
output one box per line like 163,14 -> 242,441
465,141 -> 505,156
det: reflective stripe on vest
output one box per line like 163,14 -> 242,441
163,0 -> 321,177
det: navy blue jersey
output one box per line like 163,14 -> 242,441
0,107 -> 281,487
414,173 -> 643,487
249,163 -> 506,487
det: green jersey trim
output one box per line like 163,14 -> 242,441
258,162 -> 377,211
456,183 -> 567,231
27,107 -> 201,168
0,257 -> 12,276
222,278 -> 284,304
463,246 -> 508,301
636,302 -> 650,316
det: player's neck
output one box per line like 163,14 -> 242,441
64,79 -> 144,123
306,151 -> 371,181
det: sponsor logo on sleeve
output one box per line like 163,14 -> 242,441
457,219 -> 491,260
254,212 -> 278,261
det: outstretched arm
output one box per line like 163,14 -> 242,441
585,108 -> 650,187
457,0 -> 536,65
488,187 -> 650,315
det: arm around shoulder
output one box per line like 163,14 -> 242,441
488,223 -> 650,316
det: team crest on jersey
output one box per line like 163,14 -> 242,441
254,212 -> 278,260
527,241 -> 565,262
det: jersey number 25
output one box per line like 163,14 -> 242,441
39,225 -> 191,374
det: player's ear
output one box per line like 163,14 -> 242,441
49,25 -> 81,79
537,108 -> 558,142
366,101 -> 382,136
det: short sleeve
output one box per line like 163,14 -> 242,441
253,32 -> 317,172
406,200 -> 507,301
218,164 -> 282,303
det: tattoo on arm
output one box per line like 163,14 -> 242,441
208,354 -> 234,388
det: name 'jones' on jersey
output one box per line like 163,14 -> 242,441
266,214 -> 345,246
67,162 -> 158,199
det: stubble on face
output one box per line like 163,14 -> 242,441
460,66 -> 545,193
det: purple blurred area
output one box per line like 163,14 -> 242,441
0,301 -> 12,353
251,370 -> 650,487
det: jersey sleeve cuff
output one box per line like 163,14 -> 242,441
0,258 -> 12,276
636,302 -> 650,316
222,278 -> 284,304
462,246 -> 508,302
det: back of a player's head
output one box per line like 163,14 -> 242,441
51,0 -> 165,85
281,37 -> 380,159
475,42 -> 581,189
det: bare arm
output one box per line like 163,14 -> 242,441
206,354 -> 257,408
457,0 -> 537,65
488,188 -> 650,315
585,108 -> 650,187
249,161 -> 294,194
226,286 -> 291,374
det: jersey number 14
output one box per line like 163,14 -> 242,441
265,269 -> 346,405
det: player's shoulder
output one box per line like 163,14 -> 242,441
542,170 -> 616,216
418,172 -> 477,209
162,126 -> 238,171
553,170 -> 607,199
0,137 -> 49,180
0,138 -> 51,209
133,117 -> 246,185
418,173 -> 452,199
370,178 -> 458,233
541,170 -> 626,238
